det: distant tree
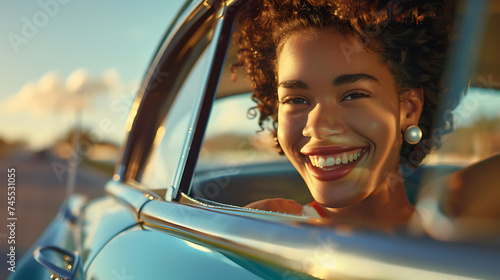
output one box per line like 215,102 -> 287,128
0,138 -> 28,159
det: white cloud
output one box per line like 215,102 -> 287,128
3,68 -> 122,116
0,68 -> 135,150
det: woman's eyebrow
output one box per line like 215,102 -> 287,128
333,74 -> 379,86
278,80 -> 308,89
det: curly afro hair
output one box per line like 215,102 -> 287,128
233,0 -> 460,168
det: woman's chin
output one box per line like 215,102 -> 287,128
305,169 -> 373,206
311,187 -> 371,209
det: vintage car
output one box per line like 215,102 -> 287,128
10,0 -> 500,279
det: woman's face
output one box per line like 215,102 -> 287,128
277,28 -> 418,208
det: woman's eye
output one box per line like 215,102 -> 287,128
342,91 -> 371,101
280,97 -> 309,105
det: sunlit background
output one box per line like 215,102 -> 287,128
0,0 -> 184,151
0,1 -> 184,277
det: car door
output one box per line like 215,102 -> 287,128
83,0 -> 271,279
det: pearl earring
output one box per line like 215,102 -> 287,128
404,125 -> 422,145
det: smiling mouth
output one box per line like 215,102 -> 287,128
308,148 -> 365,171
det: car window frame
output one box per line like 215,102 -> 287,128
171,3 -> 242,201
115,0 -> 230,192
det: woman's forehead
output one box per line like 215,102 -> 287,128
277,26 -> 367,60
278,28 -> 378,72
275,26 -> 403,95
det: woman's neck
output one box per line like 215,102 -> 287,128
321,170 -> 415,231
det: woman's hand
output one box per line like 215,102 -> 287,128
245,198 -> 303,215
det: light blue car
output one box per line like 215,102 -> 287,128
10,0 -> 500,279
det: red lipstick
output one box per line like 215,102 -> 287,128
303,147 -> 368,181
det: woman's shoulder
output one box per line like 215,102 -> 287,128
415,154 -> 500,242
436,153 -> 500,218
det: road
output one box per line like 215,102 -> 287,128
1,149 -> 111,279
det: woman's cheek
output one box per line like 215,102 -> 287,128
362,111 -> 402,168
278,111 -> 303,146
277,117 -> 293,152
358,106 -> 399,139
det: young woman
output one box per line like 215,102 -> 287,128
235,0 -> 500,233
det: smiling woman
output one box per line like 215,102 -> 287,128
236,0 -> 500,232
275,28 -> 417,224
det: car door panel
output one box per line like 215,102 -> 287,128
79,195 -> 139,272
86,227 -> 262,279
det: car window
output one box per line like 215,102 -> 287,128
197,93 -> 285,168
195,36 -> 285,169
430,87 -> 500,165
427,2 -> 500,166
140,14 -> 224,198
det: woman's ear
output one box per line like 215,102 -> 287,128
400,88 -> 424,129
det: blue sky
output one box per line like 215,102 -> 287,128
0,0 -> 184,149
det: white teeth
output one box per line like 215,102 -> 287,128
335,156 -> 342,165
309,150 -> 364,168
318,157 -> 326,168
341,153 -> 348,164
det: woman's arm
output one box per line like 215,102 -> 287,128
245,198 -> 303,215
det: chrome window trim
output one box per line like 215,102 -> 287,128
168,16 -> 227,200
116,0 -> 223,183
142,0 -> 198,73
139,198 -> 500,279
105,180 -> 157,218
174,0 -> 246,200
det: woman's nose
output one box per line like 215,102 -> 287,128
302,103 -> 344,139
